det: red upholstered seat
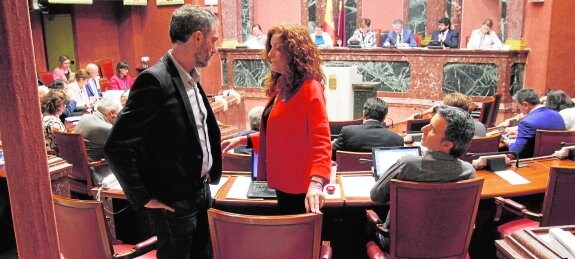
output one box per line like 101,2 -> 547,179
52,195 -> 157,259
533,130 -> 575,157
495,166 -> 575,238
497,218 -> 539,237
460,134 -> 501,163
366,178 -> 483,259
335,150 -> 372,172
222,151 -> 251,172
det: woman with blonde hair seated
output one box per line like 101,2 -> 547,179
467,19 -> 502,50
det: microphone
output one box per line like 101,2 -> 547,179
466,151 -> 527,169
385,117 -> 394,128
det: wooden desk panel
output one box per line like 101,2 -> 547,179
1,156 -> 71,197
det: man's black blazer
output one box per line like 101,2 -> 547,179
431,30 -> 459,48
332,120 -> 404,160
105,53 -> 222,210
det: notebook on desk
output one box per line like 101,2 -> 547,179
372,146 -> 421,180
246,152 -> 277,199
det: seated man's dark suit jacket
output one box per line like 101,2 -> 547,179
332,120 -> 404,160
431,29 -> 459,48
104,54 -> 222,210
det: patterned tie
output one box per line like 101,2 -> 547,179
398,33 -> 402,44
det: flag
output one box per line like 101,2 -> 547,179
324,0 -> 336,46
337,0 -> 346,47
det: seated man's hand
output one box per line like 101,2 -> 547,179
504,126 -> 518,138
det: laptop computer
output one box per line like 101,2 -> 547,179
372,146 -> 421,180
246,152 -> 277,199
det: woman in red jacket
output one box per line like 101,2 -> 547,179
222,24 -> 332,214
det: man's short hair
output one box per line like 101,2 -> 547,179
513,88 -> 540,106
438,17 -> 451,27
96,95 -> 122,115
248,106 -> 264,130
436,105 -> 475,157
169,5 -> 217,44
252,24 -> 262,31
392,19 -> 403,25
443,92 -> 469,112
363,97 -> 388,122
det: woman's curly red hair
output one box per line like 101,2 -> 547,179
263,24 -> 325,100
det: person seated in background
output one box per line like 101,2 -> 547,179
332,97 -> 404,160
347,18 -> 376,48
52,55 -> 72,82
66,69 -> 91,109
85,63 -> 103,98
232,106 -> 264,154
404,92 -> 486,137
467,18 -> 502,50
383,19 -> 417,48
49,79 -> 83,121
310,23 -> 334,48
109,61 -> 134,91
41,89 -> 70,153
545,90 -> 575,130
503,88 -> 565,158
244,24 -> 267,49
431,17 -> 459,48
75,95 -> 122,184
370,105 -> 476,251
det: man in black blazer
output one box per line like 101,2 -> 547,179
104,5 -> 221,259
431,17 -> 459,48
332,98 -> 404,160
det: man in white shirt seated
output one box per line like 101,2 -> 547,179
310,24 -> 334,48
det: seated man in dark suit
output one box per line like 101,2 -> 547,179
370,105 -> 476,251
431,17 -> 459,48
503,88 -> 565,158
75,95 -> 122,184
233,106 -> 264,154
383,19 -> 417,48
332,97 -> 404,160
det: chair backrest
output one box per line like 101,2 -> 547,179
222,152 -> 252,172
54,131 -> 94,195
208,208 -> 323,259
405,118 -> 431,133
478,98 -> 495,126
533,130 -> 575,157
95,59 -> 114,80
53,195 -> 114,259
336,150 -> 372,172
486,93 -> 502,128
540,167 -> 575,227
389,178 -> 483,259
414,33 -> 423,47
373,29 -> 382,47
329,118 -> 363,139
460,134 -> 502,163
379,31 -> 389,47
39,71 -> 54,86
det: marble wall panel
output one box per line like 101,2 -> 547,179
345,0 -> 357,43
408,0 -> 426,35
241,0 -> 251,42
233,59 -> 268,87
510,63 -> 525,96
222,59 -> 228,86
308,0 -> 317,32
324,60 -> 411,92
443,63 -> 498,96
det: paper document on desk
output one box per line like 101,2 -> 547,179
226,176 -> 251,199
210,176 -> 228,199
102,174 -> 122,190
340,176 -> 376,198
494,170 -> 530,185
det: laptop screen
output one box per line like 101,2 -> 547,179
372,146 -> 421,180
251,151 -> 259,181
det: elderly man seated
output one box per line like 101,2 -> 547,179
75,95 -> 122,184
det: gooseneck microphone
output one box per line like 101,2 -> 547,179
385,117 -> 394,128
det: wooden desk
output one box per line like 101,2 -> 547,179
0,156 -> 71,197
496,225 -> 575,259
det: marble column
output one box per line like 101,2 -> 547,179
425,0 -> 445,36
449,0 -> 463,33
220,0 -> 241,42
505,0 -> 526,40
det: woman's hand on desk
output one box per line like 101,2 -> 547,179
145,198 -> 175,212
221,136 -> 247,157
